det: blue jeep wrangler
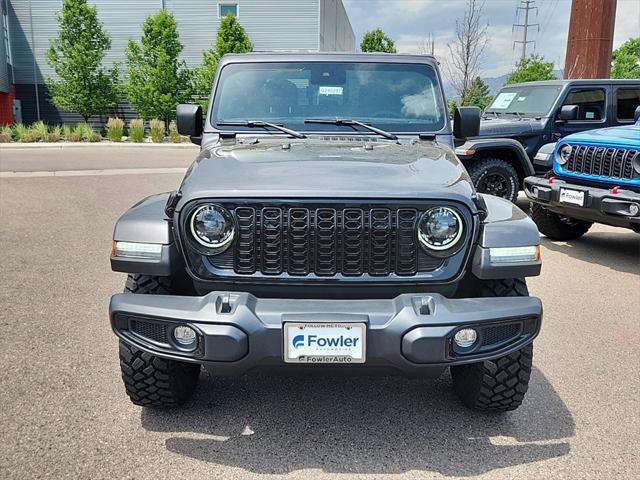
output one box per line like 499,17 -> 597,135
524,106 -> 640,239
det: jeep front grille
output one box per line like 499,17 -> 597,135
206,203 -> 455,278
564,145 -> 638,180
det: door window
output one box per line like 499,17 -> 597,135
562,88 -> 606,121
615,88 -> 640,121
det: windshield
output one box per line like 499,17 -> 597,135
211,62 -> 447,133
485,85 -> 563,117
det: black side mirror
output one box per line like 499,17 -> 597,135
453,106 -> 481,139
559,105 -> 579,122
176,104 -> 203,141
634,105 -> 640,123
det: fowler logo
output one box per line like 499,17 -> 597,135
292,335 -> 305,349
291,334 -> 359,349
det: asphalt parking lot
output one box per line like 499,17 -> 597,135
1,145 -> 639,479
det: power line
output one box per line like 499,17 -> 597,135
539,0 -> 559,39
513,0 -> 540,63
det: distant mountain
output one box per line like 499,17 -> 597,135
483,70 -> 564,95
444,70 -> 563,101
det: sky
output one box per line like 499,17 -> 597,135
342,0 -> 640,78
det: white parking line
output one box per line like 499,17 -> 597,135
0,167 -> 186,178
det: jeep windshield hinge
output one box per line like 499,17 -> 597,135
418,133 -> 437,142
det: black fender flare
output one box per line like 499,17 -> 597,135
455,138 -> 535,177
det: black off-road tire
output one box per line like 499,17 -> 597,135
467,157 -> 520,203
451,278 -> 533,412
124,273 -> 171,294
530,203 -> 592,240
119,341 -> 200,407
119,273 -> 200,407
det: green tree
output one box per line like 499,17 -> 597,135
46,0 -> 118,121
447,99 -> 459,119
463,76 -> 493,110
192,13 -> 253,109
360,28 -> 396,53
611,37 -> 640,79
125,10 -> 191,123
507,54 -> 557,84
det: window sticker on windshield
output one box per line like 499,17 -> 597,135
586,111 -> 595,119
319,86 -> 343,96
490,92 -> 518,109
517,96 -> 527,102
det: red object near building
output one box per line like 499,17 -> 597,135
564,0 -> 617,79
0,85 -> 15,125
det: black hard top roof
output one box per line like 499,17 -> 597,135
505,79 -> 640,88
218,51 -> 438,65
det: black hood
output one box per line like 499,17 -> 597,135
176,138 -> 476,211
478,117 -> 546,137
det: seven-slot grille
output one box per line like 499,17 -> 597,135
212,204 -> 449,277
564,145 -> 638,180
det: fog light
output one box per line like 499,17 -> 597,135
173,325 -> 197,349
454,328 -> 478,348
630,203 -> 639,216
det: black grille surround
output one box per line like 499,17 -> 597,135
179,200 -> 477,284
563,144 -> 638,181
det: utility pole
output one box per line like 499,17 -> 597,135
419,34 -> 435,56
513,0 -> 539,63
564,0 -> 617,78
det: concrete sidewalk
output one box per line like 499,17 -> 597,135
0,144 -> 198,172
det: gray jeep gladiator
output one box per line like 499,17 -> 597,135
109,53 -> 543,412
456,79 -> 640,202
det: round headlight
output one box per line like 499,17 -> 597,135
558,145 -> 572,165
190,204 -> 235,251
632,151 -> 640,175
418,207 -> 464,251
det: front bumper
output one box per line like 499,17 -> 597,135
524,175 -> 640,229
110,291 -> 542,376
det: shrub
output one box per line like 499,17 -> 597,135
20,130 -> 40,143
168,120 -> 181,143
31,121 -> 50,141
12,123 -> 29,141
129,119 -> 145,142
106,117 -> 124,142
149,119 -> 165,143
0,126 -> 12,142
66,124 -> 83,142
74,122 -> 100,142
46,125 -> 62,142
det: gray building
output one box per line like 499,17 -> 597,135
3,0 -> 355,125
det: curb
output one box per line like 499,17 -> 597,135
0,142 -> 198,149
1,167 -> 187,178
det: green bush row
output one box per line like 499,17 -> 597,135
0,119 -> 183,144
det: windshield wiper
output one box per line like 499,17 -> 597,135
304,118 -> 398,141
217,120 -> 306,139
505,112 -> 525,119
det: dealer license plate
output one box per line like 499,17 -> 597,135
559,188 -> 585,206
283,322 -> 366,364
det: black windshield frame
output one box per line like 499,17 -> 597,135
209,61 -> 448,134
